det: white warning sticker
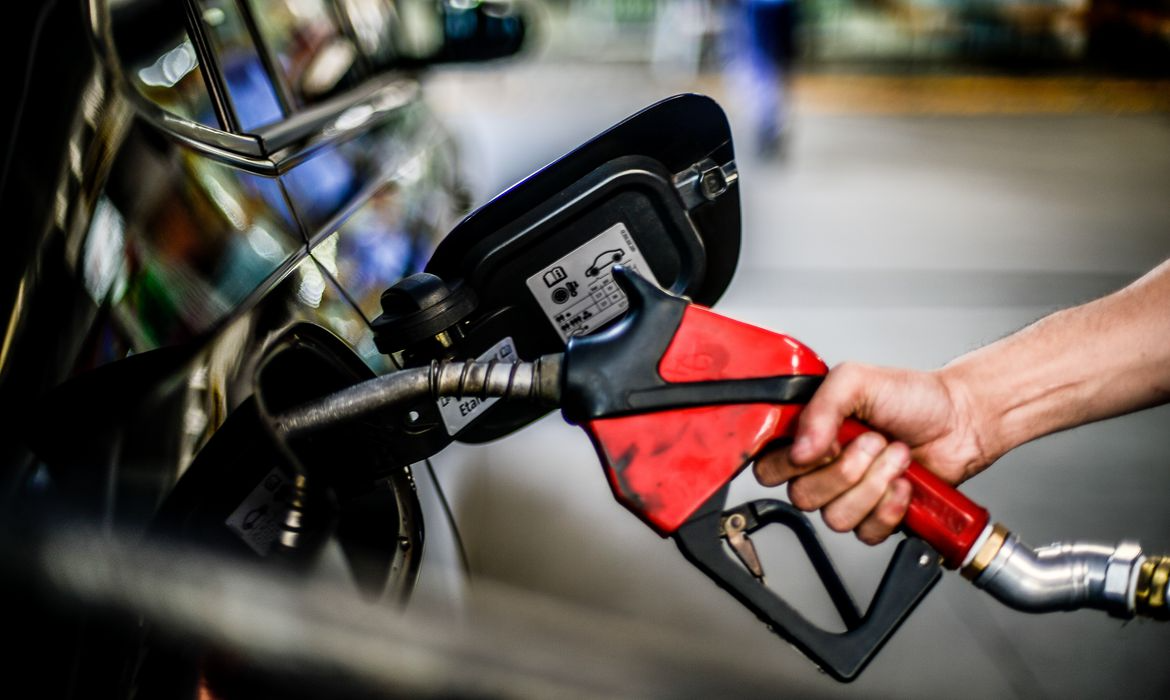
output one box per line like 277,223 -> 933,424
437,336 -> 518,435
226,467 -> 290,556
525,222 -> 659,342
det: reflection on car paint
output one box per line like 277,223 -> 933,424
280,100 -> 428,234
281,144 -> 360,223
283,111 -> 463,321
97,145 -> 302,349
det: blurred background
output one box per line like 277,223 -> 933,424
422,0 -> 1170,697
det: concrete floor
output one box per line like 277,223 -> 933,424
425,62 -> 1170,698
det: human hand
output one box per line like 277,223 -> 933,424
754,363 -> 993,544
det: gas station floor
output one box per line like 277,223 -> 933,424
426,63 -> 1170,698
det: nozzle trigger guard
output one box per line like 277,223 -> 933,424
673,487 -> 943,682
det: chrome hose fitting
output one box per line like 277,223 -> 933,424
276,474 -> 308,554
961,523 -> 1009,582
960,522 -> 1159,620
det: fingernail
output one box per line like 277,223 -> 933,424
892,444 -> 912,473
791,436 -> 812,460
893,477 -> 912,503
856,432 -> 884,456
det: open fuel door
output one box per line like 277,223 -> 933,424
373,94 -> 741,444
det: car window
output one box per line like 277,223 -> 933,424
111,0 -> 450,139
197,0 -> 288,131
339,0 -> 397,66
245,0 -> 363,105
112,0 -> 220,129
343,0 -> 446,67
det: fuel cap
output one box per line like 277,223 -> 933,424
372,273 -> 477,358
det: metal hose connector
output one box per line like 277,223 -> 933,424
425,355 -> 562,406
273,354 -> 563,439
961,522 -> 1165,620
1134,555 -> 1170,620
276,474 -> 309,554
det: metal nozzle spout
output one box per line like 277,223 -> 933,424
961,522 -> 1168,620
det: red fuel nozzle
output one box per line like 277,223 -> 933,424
567,270 -> 990,567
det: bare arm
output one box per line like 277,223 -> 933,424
943,258 -> 1170,464
755,259 -> 1170,543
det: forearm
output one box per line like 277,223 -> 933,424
939,260 -> 1170,465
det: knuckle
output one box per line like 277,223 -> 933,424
854,431 -> 887,457
822,509 -> 854,533
751,466 -> 771,486
878,443 -> 912,474
857,527 -> 890,546
753,460 -> 782,486
839,463 -> 865,488
787,480 -> 816,511
839,449 -> 873,486
876,502 -> 904,529
831,361 -> 867,384
831,360 -> 856,375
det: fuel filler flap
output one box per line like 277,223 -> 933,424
414,93 -> 742,443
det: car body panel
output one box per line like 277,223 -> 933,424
1,3 -> 500,695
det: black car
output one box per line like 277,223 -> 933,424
2,1 -> 523,696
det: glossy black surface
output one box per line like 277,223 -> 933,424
0,0 -> 523,697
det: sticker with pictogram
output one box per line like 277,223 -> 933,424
226,467 -> 290,556
525,222 -> 659,342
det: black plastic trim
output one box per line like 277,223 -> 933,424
562,268 -> 823,421
625,375 -> 822,413
561,268 -> 686,423
674,488 -> 942,682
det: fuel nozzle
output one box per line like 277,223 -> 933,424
960,523 -> 1170,621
